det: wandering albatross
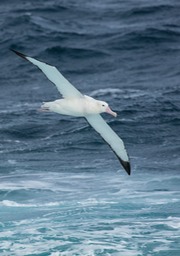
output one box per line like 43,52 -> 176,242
11,49 -> 131,175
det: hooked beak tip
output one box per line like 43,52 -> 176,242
106,106 -> 117,117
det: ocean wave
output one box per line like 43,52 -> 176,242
77,198 -> 116,207
90,87 -> 149,100
44,45 -> 108,59
105,26 -> 180,51
131,27 -> 180,42
167,216 -> 180,229
0,102 -> 39,114
126,4 -> 175,17
0,200 -> 60,208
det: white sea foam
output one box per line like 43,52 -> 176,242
1,212 -> 179,256
90,88 -> 123,97
167,216 -> 180,229
0,200 -> 60,208
90,88 -> 149,99
0,179 -> 55,191
0,102 -> 39,114
78,198 -> 116,207
146,197 -> 179,205
7,159 -> 17,165
50,253 -> 61,256
0,230 -> 14,238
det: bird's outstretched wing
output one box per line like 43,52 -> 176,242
11,49 -> 83,99
85,114 -> 131,175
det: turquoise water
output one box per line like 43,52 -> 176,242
0,170 -> 179,255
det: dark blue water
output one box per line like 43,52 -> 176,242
0,0 -> 180,255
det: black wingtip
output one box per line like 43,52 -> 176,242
120,159 -> 131,175
107,147 -> 131,176
10,49 -> 28,61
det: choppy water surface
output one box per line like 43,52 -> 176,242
0,0 -> 179,255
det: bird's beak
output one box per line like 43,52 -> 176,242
106,106 -> 117,117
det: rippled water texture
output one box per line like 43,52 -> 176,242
0,0 -> 180,255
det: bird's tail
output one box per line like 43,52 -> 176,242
38,102 -> 51,112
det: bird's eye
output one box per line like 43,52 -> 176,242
102,104 -> 105,107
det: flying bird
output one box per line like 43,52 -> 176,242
11,49 -> 131,175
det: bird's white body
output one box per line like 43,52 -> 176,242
42,95 -> 112,117
43,98 -> 87,117
12,49 -> 131,175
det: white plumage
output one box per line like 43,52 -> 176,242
12,49 -> 131,175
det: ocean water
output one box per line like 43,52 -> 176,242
0,0 -> 180,255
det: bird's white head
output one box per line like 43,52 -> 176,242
98,100 -> 117,117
